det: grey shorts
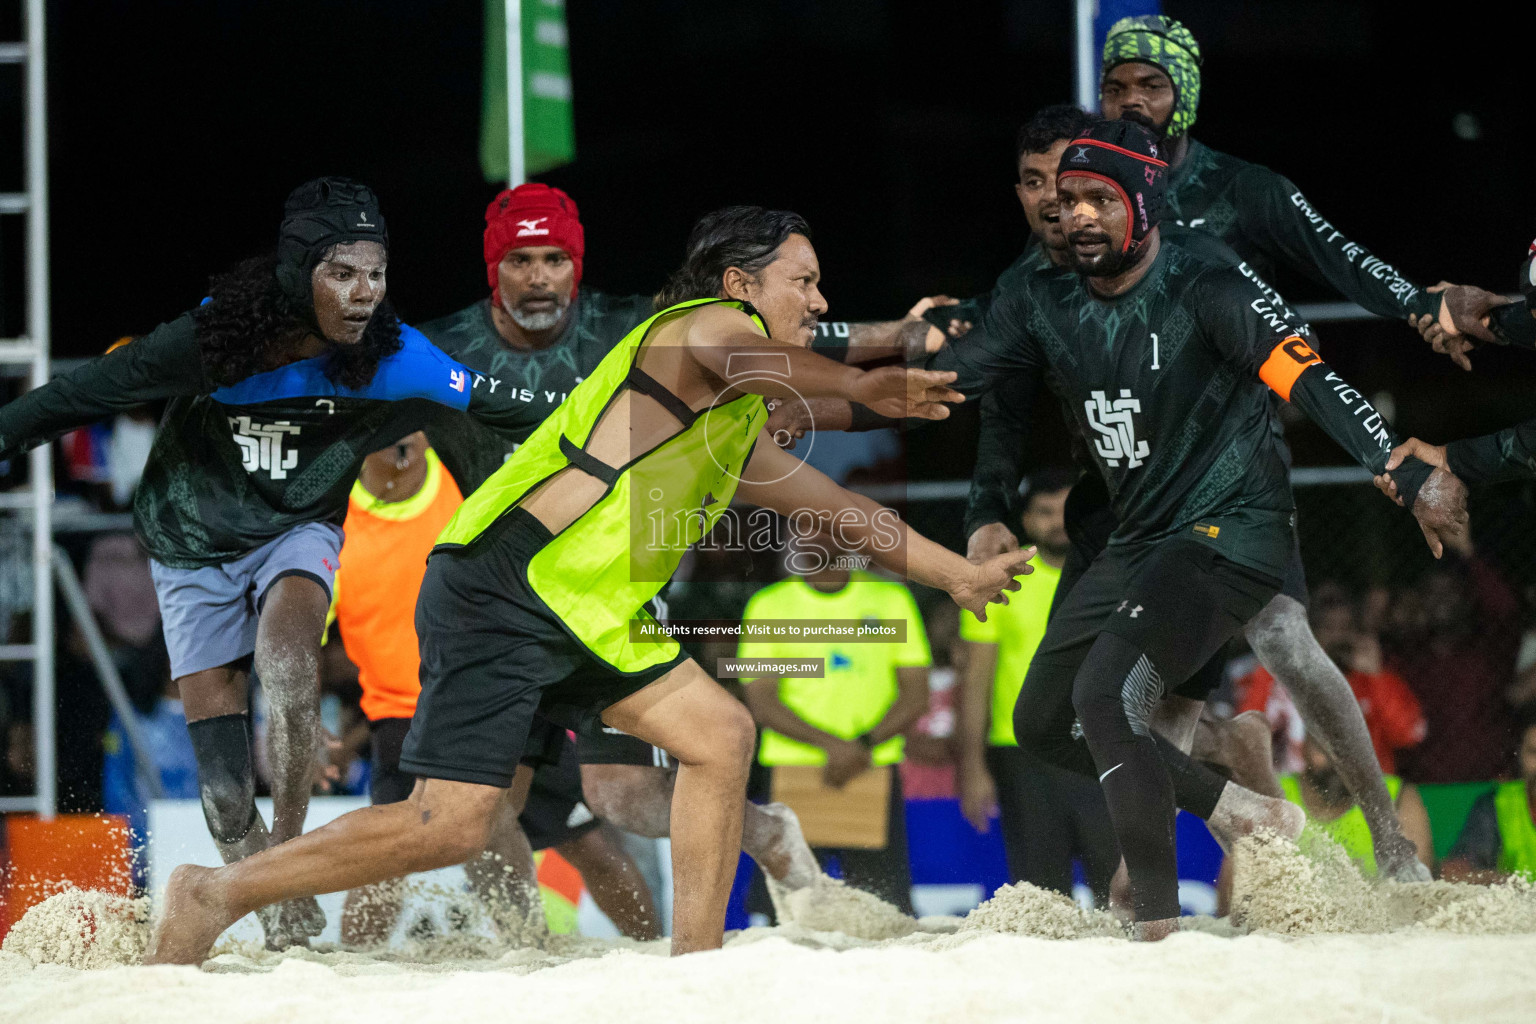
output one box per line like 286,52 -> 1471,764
149,522 -> 343,679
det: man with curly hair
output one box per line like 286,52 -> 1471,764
0,177 -> 518,950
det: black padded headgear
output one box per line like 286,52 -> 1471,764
1057,116 -> 1168,256
275,177 -> 388,306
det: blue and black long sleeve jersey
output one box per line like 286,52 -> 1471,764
0,311 -> 502,567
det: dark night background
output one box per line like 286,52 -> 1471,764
2,0 -> 1533,490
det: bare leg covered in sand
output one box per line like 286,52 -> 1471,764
148,774 -> 512,965
581,764 -> 821,891
596,660 -> 756,955
176,573 -> 335,952
556,822 -> 663,941
251,575 -> 333,945
338,777 -> 540,949
1245,594 -> 1429,881
462,791 -> 546,944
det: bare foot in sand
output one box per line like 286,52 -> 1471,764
146,865 -> 242,965
1132,917 -> 1179,942
1377,839 -> 1433,884
1206,783 -> 1305,853
751,803 -> 820,889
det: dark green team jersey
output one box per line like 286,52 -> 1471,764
1160,139 -> 1437,322
950,236 -> 1312,536
414,291 -> 655,491
954,139 -> 1437,538
0,312 -> 503,569
929,239 -> 1416,578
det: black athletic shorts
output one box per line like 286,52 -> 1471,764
370,714 -> 567,805
521,734 -> 602,851
1028,536 -> 1283,711
1053,475 -> 1306,702
400,507 -> 687,789
575,720 -> 674,768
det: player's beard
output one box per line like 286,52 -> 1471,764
505,291 -> 570,331
1037,537 -> 1071,561
1066,228 -> 1147,278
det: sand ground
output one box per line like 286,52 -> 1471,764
5,834 -> 1536,1024
3,927 -> 1535,1024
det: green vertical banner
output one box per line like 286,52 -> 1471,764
481,0 -> 575,182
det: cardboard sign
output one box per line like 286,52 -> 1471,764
770,763 -> 891,849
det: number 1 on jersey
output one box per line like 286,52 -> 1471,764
1150,332 -> 1160,371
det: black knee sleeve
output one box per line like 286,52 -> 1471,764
188,713 -> 259,844
1071,632 -> 1162,745
1072,633 -> 1181,921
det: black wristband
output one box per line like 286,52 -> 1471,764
1388,454 -> 1432,510
1489,301 -> 1536,350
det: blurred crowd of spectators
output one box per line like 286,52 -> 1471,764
1216,529 -> 1534,784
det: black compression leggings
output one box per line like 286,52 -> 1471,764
1014,632 -> 1228,921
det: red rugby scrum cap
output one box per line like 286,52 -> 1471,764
483,183 -> 584,304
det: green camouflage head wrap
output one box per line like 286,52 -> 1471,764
1102,15 -> 1203,136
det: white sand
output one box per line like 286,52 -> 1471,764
775,875 -> 920,941
4,929 -> 1535,1024
6,832 -> 1536,1023
959,881 -> 1122,940
1,890 -> 150,971
1229,828 -> 1536,936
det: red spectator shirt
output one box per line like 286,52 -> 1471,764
1237,666 -> 1426,774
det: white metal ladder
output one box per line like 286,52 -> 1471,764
0,0 -> 54,818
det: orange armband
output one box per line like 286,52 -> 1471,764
1258,336 -> 1322,402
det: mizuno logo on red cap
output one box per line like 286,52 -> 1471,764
516,217 -> 551,237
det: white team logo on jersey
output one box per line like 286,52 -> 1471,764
1085,389 -> 1149,469
229,416 -> 301,480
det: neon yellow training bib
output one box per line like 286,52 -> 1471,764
436,298 -> 768,674
1280,773 -> 1402,877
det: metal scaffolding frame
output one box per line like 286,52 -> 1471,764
0,0 -> 54,818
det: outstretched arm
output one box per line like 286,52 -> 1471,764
1446,419 -> 1536,485
684,304 -> 961,420
1241,169 -> 1443,323
810,296 -> 961,366
736,434 -> 1037,620
1205,269 -> 1467,556
922,283 -> 1044,399
1258,339 -> 1466,556
0,313 -> 208,460
1378,423 -> 1536,489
